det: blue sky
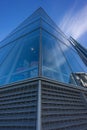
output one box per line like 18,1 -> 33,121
0,0 -> 87,48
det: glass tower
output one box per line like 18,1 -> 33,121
0,8 -> 87,130
0,7 -> 87,87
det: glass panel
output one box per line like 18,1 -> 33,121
59,42 -> 87,72
10,30 -> 39,83
0,41 -> 22,86
13,9 -> 41,32
41,20 -> 65,42
41,20 -> 77,53
0,29 -> 39,86
59,42 -> 87,86
0,19 -> 40,48
0,43 -> 15,65
42,30 -> 74,84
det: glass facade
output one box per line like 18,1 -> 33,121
0,7 -> 87,87
0,30 -> 39,85
42,30 -> 72,83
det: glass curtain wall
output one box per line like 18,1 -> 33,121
0,29 -> 40,86
0,8 -> 87,87
42,30 -> 73,84
41,28 -> 87,86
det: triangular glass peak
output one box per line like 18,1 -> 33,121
0,7 -> 87,87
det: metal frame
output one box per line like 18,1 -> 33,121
36,80 -> 42,130
39,18 -> 42,77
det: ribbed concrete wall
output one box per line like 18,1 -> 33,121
0,81 -> 38,130
41,81 -> 87,130
0,78 -> 87,130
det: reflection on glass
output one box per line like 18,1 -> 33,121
59,42 -> 87,72
42,30 -> 74,84
10,30 -> 39,83
0,30 -> 39,86
42,30 -> 87,86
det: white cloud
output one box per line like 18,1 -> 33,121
59,5 -> 87,40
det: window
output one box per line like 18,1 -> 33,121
42,30 -> 73,84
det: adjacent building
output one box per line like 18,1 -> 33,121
0,7 -> 87,130
70,36 -> 87,66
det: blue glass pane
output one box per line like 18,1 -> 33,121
41,20 -> 77,53
42,30 -> 74,84
0,29 -> 39,86
13,9 -> 41,32
9,30 -> 39,83
41,20 -> 65,41
0,43 -> 15,65
59,42 -> 87,72
0,41 -> 22,86
10,69 -> 38,83
0,19 -> 40,48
